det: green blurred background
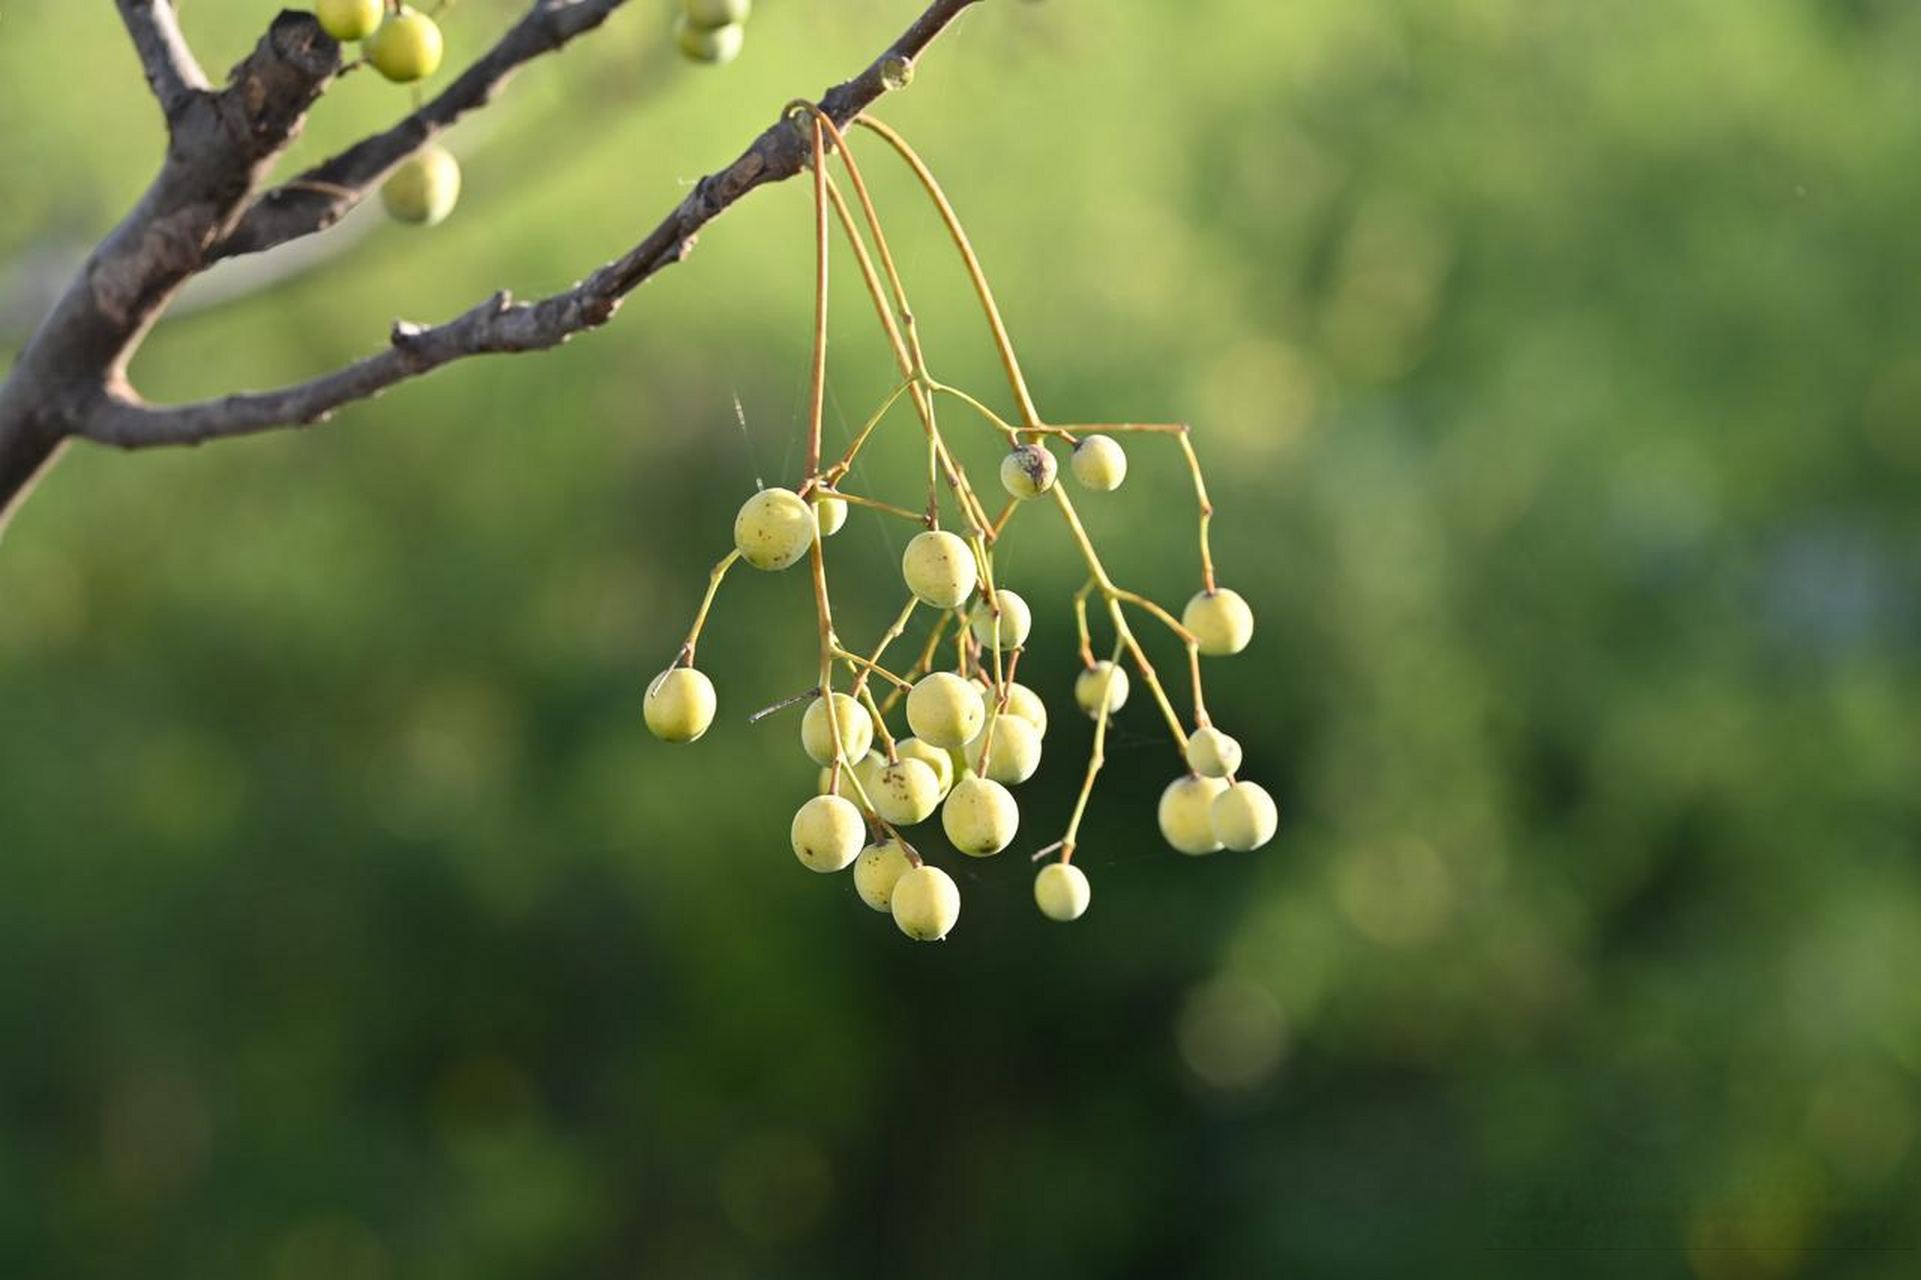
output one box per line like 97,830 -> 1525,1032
3,0 -> 1919,1275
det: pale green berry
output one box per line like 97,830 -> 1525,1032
818,750 -> 885,803
676,15 -> 743,64
812,491 -> 848,538
1185,726 -> 1242,779
964,714 -> 1042,786
901,530 -> 978,609
853,839 -> 912,911
1074,661 -> 1130,718
894,737 -> 955,798
1070,434 -> 1128,491
381,145 -> 460,227
968,588 -> 1032,651
684,0 -> 751,28
999,444 -> 1058,500
366,8 -> 444,82
891,865 -> 960,941
872,757 -> 942,826
1034,862 -> 1091,922
317,0 -> 383,42
905,671 -> 986,749
1158,774 -> 1230,855
1211,780 -> 1278,851
1001,681 -> 1048,737
643,667 -> 716,743
801,692 -> 873,766
1183,588 -> 1255,656
942,775 -> 1019,856
733,487 -> 815,570
791,794 -> 864,872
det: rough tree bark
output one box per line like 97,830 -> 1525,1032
0,0 -> 982,538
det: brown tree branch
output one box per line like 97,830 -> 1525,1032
115,0 -> 212,124
216,0 -> 634,262
81,0 -> 982,451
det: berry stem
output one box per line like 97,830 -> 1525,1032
821,379 -> 916,486
834,647 -> 913,691
832,490 -> 927,524
679,549 -> 742,663
1056,638 -> 1126,864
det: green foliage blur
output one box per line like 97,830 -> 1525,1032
3,1 -> 1919,1275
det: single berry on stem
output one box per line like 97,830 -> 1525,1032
942,775 -> 1019,856
965,714 -> 1042,785
1070,434 -> 1128,491
733,487 -> 815,570
1074,661 -> 1130,718
791,795 -> 865,872
1158,774 -> 1230,855
906,671 -> 986,749
381,145 -> 461,227
891,864 -> 960,940
901,530 -> 978,609
999,443 -> 1058,500
676,15 -> 744,65
1211,780 -> 1278,851
812,490 -> 848,537
801,692 -> 874,766
854,838 -> 913,911
1034,862 -> 1091,922
895,737 -> 956,798
317,0 -> 383,42
872,757 -> 942,826
1184,726 -> 1242,779
366,7 -> 444,82
644,667 -> 716,743
1002,681 -> 1049,737
1183,588 -> 1255,656
968,588 -> 1031,651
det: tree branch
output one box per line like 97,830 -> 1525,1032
215,0 -> 634,262
115,0 -> 212,123
82,0 -> 983,451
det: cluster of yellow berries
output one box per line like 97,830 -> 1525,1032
314,1 -> 461,226
674,0 -> 751,66
642,109 -> 1278,942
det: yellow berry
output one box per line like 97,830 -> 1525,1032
790,795 -> 864,872
733,487 -> 815,570
1183,588 -> 1255,656
891,865 -> 960,940
853,838 -> 912,911
366,8 -> 444,82
894,737 -> 955,798
901,530 -> 978,609
1001,681 -> 1048,737
942,775 -> 1019,856
676,15 -> 743,64
964,714 -> 1042,786
1070,434 -> 1128,491
905,672 -> 986,749
1158,774 -> 1230,855
1185,726 -> 1242,778
1074,661 -> 1130,718
812,490 -> 848,537
968,588 -> 1032,651
380,144 -> 460,226
872,758 -> 942,826
643,666 -> 716,743
1034,863 -> 1091,922
317,0 -> 383,42
801,692 -> 873,766
684,0 -> 751,27
1211,780 -> 1278,851
999,444 -> 1058,499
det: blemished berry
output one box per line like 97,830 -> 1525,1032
818,750 -> 885,803
381,145 -> 460,226
317,0 -> 383,42
965,714 -> 1042,785
791,794 -> 864,872
891,864 -> 960,941
684,0 -> 751,28
1211,780 -> 1278,851
1185,726 -> 1242,779
1070,434 -> 1128,491
676,15 -> 743,64
894,737 -> 955,798
733,487 -> 815,570
906,671 -> 986,748
1158,774 -> 1230,855
901,530 -> 978,608
968,588 -> 1032,651
366,8 -> 444,82
1034,862 -> 1091,922
643,667 -> 716,743
853,839 -> 912,911
1001,681 -> 1048,737
1183,588 -> 1255,656
812,491 -> 848,538
942,775 -> 1019,856
1074,661 -> 1130,718
999,444 -> 1058,500
801,691 -> 873,766
872,757 -> 942,826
